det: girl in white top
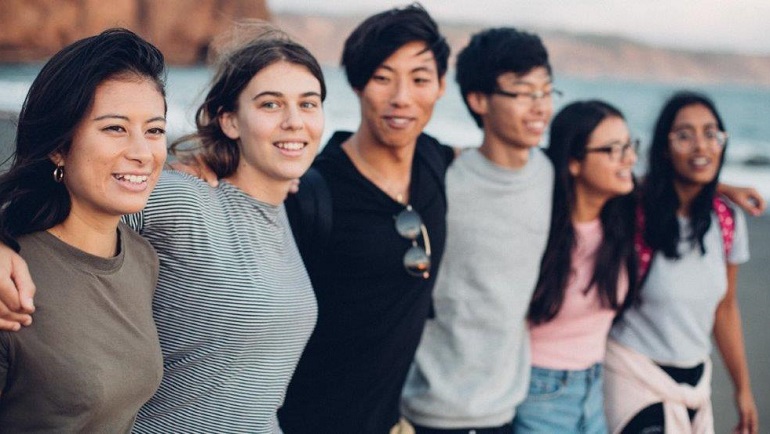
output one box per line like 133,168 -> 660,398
606,91 -> 758,433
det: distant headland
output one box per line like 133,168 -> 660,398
1,2 -> 769,87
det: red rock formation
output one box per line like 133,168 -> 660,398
0,0 -> 270,64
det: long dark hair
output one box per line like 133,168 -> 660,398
642,91 -> 727,258
529,100 -> 638,324
171,25 -> 326,179
0,28 -> 166,251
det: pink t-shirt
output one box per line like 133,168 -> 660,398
529,219 -> 629,370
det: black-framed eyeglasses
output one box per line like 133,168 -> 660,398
669,129 -> 728,153
492,88 -> 563,106
584,139 -> 640,162
395,205 -> 431,279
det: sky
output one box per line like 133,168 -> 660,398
268,0 -> 770,55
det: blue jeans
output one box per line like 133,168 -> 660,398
513,364 -> 607,434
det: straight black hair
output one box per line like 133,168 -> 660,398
341,2 -> 449,91
0,28 -> 166,251
455,27 -> 551,128
529,100 -> 638,324
642,91 -> 727,258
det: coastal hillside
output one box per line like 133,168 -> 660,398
275,13 -> 770,87
1,2 -> 769,86
0,0 -> 270,64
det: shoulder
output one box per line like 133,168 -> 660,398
146,170 -> 217,211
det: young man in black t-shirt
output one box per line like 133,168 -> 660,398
279,4 -> 453,433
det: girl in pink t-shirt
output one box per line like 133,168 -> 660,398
513,100 -> 640,433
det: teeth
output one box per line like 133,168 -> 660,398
617,169 -> 632,178
389,117 -> 410,126
115,174 -> 148,183
276,142 -> 304,151
691,157 -> 710,167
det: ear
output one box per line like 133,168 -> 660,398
50,152 -> 65,166
466,92 -> 488,118
219,111 -> 240,141
437,75 -> 447,98
568,158 -> 582,178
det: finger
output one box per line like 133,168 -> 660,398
0,275 -> 21,313
195,154 -> 219,187
11,256 -> 35,313
0,318 -> 21,332
288,178 -> 300,194
0,311 -> 31,327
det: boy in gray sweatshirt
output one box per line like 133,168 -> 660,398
401,27 -> 557,432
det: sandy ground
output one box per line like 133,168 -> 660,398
712,215 -> 770,432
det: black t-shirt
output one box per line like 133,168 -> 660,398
280,131 -> 454,433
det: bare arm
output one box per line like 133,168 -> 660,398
718,183 -> 766,217
713,263 -> 758,434
0,243 -> 36,330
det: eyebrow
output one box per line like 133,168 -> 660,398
252,91 -> 322,100
378,64 -> 436,76
93,114 -> 166,123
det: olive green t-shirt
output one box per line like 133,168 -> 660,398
0,223 -> 162,432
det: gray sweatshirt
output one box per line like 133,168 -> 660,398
401,148 -> 554,428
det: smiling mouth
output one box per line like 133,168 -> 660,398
274,141 -> 306,151
384,116 -> 414,127
113,174 -> 148,184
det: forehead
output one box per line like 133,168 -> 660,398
672,103 -> 718,128
378,41 -> 437,72
497,67 -> 551,87
243,61 -> 321,93
90,77 -> 165,114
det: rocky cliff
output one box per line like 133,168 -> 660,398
0,0 -> 270,64
275,14 -> 770,87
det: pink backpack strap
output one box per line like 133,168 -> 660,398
635,203 -> 653,282
713,196 -> 735,258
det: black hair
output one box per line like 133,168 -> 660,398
456,27 -> 551,128
171,26 -> 325,178
642,91 -> 727,258
529,100 -> 638,324
0,28 -> 166,251
341,2 -> 449,91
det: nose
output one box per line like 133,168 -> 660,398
389,78 -> 411,107
126,134 -> 155,165
282,105 -> 304,131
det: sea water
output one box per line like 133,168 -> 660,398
2,64 -> 769,197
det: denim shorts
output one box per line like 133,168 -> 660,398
513,364 -> 607,434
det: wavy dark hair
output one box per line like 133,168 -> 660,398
0,28 -> 166,252
642,91 -> 727,258
171,25 -> 326,178
529,100 -> 638,324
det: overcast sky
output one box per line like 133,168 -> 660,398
268,0 -> 770,55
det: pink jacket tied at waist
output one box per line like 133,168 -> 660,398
603,339 -> 714,434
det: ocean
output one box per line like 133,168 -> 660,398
2,64 -> 770,198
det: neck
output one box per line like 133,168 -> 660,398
674,181 -> 704,217
342,131 -> 414,203
572,186 -> 608,223
48,211 -> 121,258
224,167 -> 289,206
478,136 -> 532,169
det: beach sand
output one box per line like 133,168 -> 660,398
712,215 -> 770,432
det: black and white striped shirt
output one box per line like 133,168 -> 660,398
126,171 -> 317,433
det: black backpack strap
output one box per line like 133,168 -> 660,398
285,167 -> 332,273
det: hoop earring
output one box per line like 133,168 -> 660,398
52,165 -> 65,183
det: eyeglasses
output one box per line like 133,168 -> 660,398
584,139 -> 640,162
395,205 -> 431,279
492,88 -> 563,106
669,129 -> 728,153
